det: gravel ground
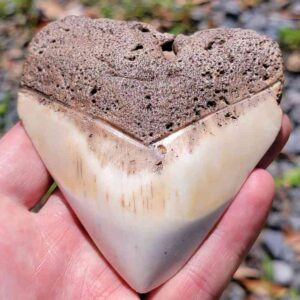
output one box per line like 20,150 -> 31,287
0,0 -> 299,299
208,1 -> 300,299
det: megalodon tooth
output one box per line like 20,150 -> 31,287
18,16 -> 284,293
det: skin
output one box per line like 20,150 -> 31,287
0,115 -> 291,300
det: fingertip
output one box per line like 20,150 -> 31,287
247,169 -> 275,201
283,113 -> 292,133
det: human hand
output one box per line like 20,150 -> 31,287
0,115 -> 291,300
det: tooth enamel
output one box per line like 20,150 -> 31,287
18,82 -> 282,292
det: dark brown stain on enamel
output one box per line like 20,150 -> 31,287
21,16 -> 283,145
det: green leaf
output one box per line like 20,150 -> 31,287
0,91 -> 11,116
262,253 -> 274,281
278,27 -> 300,51
290,288 -> 300,300
0,102 -> 8,116
30,182 -> 58,212
275,167 -> 300,189
283,167 -> 300,188
169,23 -> 187,34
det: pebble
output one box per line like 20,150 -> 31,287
3,109 -> 18,132
277,159 -> 296,174
288,214 -> 300,230
267,212 -> 287,230
272,196 -> 286,212
190,7 -> 206,21
289,188 -> 300,205
292,273 -> 300,291
285,74 -> 300,92
220,282 -> 246,300
283,126 -> 300,155
262,229 -> 294,262
223,0 -> 241,18
267,161 -> 280,177
290,105 -> 300,125
291,2 -> 300,15
220,19 -> 240,29
6,48 -> 23,60
273,260 -> 294,285
284,89 -> 300,108
239,12 -> 268,32
286,51 -> 300,73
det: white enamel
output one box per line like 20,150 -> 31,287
18,84 -> 282,293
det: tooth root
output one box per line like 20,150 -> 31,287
18,83 -> 282,293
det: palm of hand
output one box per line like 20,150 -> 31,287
0,118 -> 290,300
1,193 -> 137,299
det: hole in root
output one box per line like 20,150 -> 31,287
161,39 -> 177,60
132,44 -> 143,51
90,86 -> 98,96
137,26 -> 150,33
165,122 -> 174,130
161,40 -> 174,52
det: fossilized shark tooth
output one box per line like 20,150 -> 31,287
18,16 -> 284,293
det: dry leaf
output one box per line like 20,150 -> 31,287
176,0 -> 210,4
233,265 -> 262,280
239,0 -> 259,8
284,230 -> 300,260
241,279 -> 288,297
36,0 -> 85,20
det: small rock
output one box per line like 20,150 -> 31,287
224,0 -> 241,18
290,200 -> 300,219
3,103 -> 18,132
292,272 -> 300,290
291,1 -> 300,15
262,229 -> 294,261
286,52 -> 300,73
290,105 -> 300,125
277,159 -> 296,174
285,73 -> 300,92
220,282 -> 246,300
6,48 -> 23,61
262,230 -> 284,257
273,260 -> 294,285
210,11 -> 226,27
267,212 -> 288,229
288,215 -> 300,230
289,188 -> 300,204
283,126 -> 300,155
272,196 -> 286,212
267,161 -> 280,177
264,14 -> 295,38
220,19 -> 240,28
190,7 -> 206,21
281,89 -> 300,112
240,12 -> 267,32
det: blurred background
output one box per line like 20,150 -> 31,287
0,0 -> 299,299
